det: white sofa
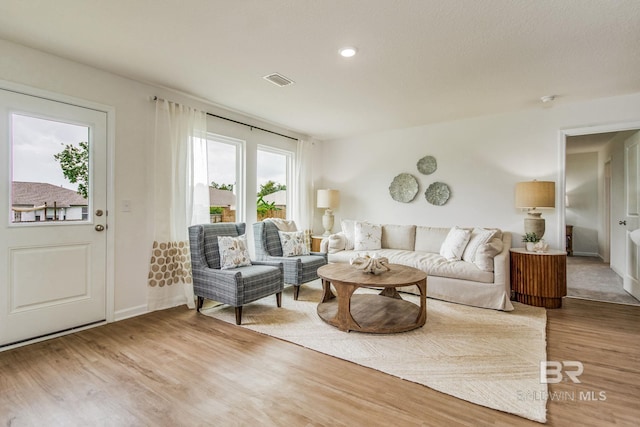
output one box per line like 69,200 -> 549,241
320,221 -> 514,311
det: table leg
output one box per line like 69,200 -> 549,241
333,281 -> 360,332
416,279 -> 427,326
320,278 -> 335,303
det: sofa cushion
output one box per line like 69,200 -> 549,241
326,249 -> 494,283
462,228 -> 497,262
474,237 -> 504,272
341,219 -> 358,250
440,226 -> 472,260
414,226 -> 450,253
355,221 -> 382,251
381,224 -> 416,250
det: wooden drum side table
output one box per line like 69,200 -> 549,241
510,248 -> 567,308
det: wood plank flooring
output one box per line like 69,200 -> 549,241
1,297 -> 638,426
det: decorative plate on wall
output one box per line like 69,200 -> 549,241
417,155 -> 437,175
389,173 -> 419,203
425,182 -> 450,206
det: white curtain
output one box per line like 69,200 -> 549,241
147,99 -> 209,311
293,139 -> 315,232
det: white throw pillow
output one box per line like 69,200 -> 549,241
474,237 -> 504,272
266,218 -> 297,232
439,226 -> 472,261
328,233 -> 346,253
278,231 -> 310,256
217,235 -> 252,270
341,219 -> 358,250
462,228 -> 497,262
354,221 -> 382,251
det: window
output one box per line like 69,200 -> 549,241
207,134 -> 244,223
10,114 -> 90,224
257,146 -> 292,221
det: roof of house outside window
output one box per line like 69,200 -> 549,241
11,181 -> 87,208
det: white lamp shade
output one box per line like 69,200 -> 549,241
317,189 -> 340,209
515,181 -> 555,208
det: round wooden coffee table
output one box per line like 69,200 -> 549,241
316,263 -> 427,333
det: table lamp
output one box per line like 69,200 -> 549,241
515,180 -> 555,239
317,189 -> 340,236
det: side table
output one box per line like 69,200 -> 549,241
311,235 -> 324,253
510,248 -> 567,308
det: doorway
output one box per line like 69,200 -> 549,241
564,127 -> 640,305
0,85 -> 112,347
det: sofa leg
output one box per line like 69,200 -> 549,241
276,292 -> 282,307
235,306 -> 242,325
196,296 -> 204,312
293,285 -> 300,301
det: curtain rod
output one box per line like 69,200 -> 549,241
151,96 -> 298,141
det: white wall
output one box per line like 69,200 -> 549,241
318,94 -> 640,251
0,39 -> 304,319
566,152 -> 599,256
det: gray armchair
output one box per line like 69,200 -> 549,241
253,221 -> 328,300
189,223 -> 284,325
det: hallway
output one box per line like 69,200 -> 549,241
566,256 -> 640,305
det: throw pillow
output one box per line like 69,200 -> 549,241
279,231 -> 310,256
341,219 -> 358,250
354,221 -> 382,251
328,233 -> 346,253
474,237 -> 504,272
217,235 -> 252,270
266,218 -> 297,232
462,228 -> 497,262
439,226 -> 472,261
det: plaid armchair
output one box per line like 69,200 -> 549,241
253,221 -> 328,300
188,223 -> 284,325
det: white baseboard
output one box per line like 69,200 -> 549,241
114,304 -> 148,321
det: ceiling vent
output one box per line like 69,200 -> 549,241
263,73 -> 295,87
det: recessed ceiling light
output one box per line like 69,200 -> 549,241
339,47 -> 358,58
540,95 -> 556,103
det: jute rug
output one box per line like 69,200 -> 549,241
201,280 -> 548,423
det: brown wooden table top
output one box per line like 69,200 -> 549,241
317,263 -> 426,287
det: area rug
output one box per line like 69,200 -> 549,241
201,280 -> 548,423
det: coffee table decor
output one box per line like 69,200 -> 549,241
350,254 -> 390,275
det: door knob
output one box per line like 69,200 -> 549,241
619,220 -> 627,226
95,224 -> 105,232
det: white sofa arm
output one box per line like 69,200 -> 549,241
493,232 -> 512,292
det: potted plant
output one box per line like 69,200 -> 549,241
522,232 -> 540,251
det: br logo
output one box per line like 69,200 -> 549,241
540,361 -> 584,384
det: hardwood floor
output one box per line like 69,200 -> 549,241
1,298 -> 638,426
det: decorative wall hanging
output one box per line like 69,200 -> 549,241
389,173 -> 419,203
417,155 -> 437,175
425,182 -> 450,206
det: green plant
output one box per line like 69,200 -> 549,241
209,206 -> 223,215
257,195 -> 280,216
522,232 -> 540,243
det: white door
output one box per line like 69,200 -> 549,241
623,133 -> 640,300
0,88 -> 107,347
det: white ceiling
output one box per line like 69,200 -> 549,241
1,0 -> 639,140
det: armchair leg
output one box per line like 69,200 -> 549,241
276,292 -> 282,307
235,306 -> 243,325
293,285 -> 300,301
196,296 -> 204,312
